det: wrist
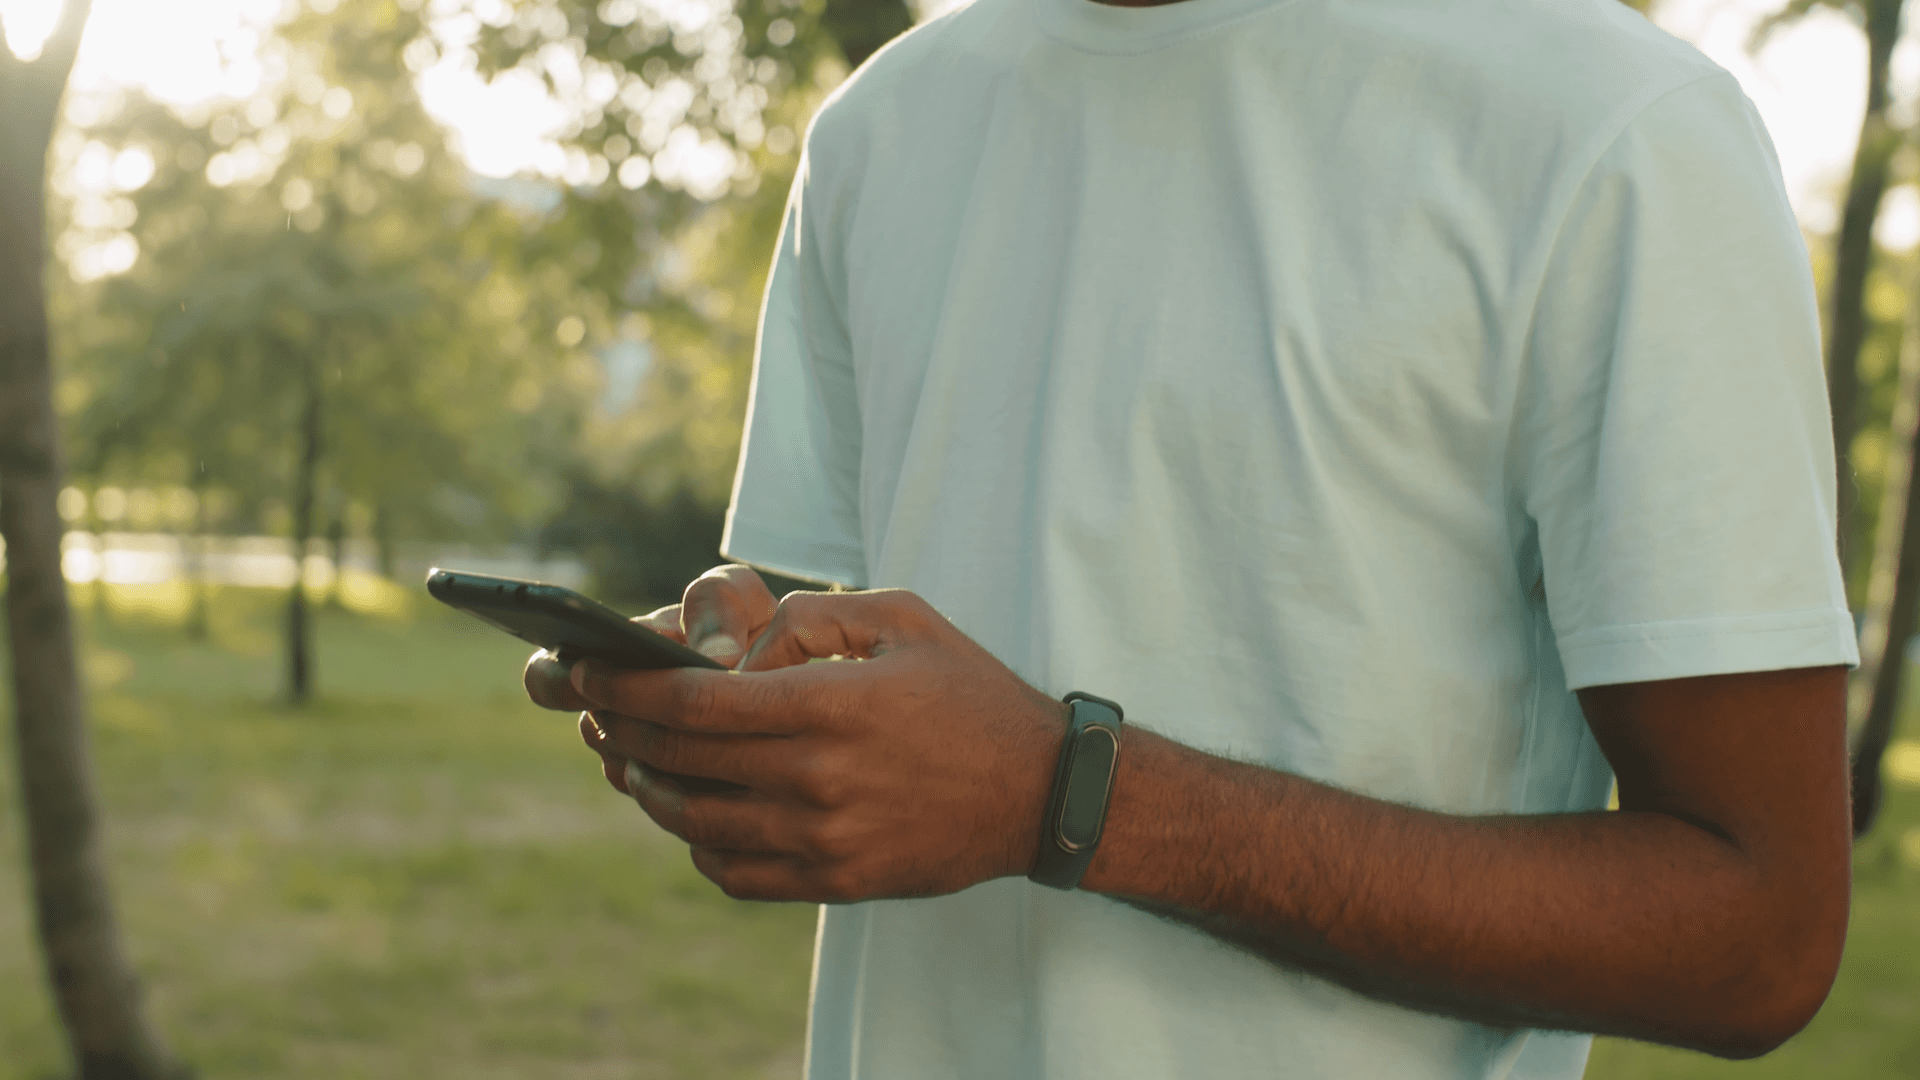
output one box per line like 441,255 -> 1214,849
1076,726 -> 1176,897
1004,692 -> 1072,880
1028,692 -> 1127,889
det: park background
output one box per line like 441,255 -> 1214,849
0,0 -> 1916,1076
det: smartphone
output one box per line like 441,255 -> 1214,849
426,567 -> 726,671
427,567 -> 745,794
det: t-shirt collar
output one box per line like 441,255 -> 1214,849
1034,0 -> 1301,55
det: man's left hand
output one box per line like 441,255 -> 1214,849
571,589 -> 1068,903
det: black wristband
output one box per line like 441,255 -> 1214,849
1029,691 -> 1125,891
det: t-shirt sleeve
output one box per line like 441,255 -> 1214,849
1518,72 -> 1857,691
719,154 -> 868,589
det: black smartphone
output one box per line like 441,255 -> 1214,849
426,567 -> 725,671
427,567 -> 745,794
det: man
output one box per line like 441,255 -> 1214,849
526,0 -> 1859,1075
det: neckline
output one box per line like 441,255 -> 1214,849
1035,0 -> 1299,55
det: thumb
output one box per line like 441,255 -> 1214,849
680,565 -> 778,664
736,591 -> 921,672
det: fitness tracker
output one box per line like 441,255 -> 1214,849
1029,691 -> 1125,891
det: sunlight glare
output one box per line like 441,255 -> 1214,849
0,0 -> 61,60
68,233 -> 138,281
67,0 -> 275,104
418,61 -> 565,179
1876,185 -> 1920,254
110,145 -> 154,189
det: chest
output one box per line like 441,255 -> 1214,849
836,63 -> 1532,491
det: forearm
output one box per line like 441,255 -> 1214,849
1078,729 -> 1840,1058
561,576 -> 1848,1054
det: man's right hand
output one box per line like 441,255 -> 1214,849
522,563 -> 781,712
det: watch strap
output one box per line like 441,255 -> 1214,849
1029,691 -> 1125,891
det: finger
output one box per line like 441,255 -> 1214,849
579,711 -> 633,795
634,605 -> 686,644
689,848 -> 853,904
681,565 -> 779,665
572,660 -> 809,734
627,762 -> 790,850
526,649 -> 591,711
737,589 -> 937,673
595,711 -> 789,789
585,717 -> 755,797
688,848 -> 803,901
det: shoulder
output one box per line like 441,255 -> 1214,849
801,0 -> 1015,164
1305,0 -> 1733,149
1406,0 -> 1731,150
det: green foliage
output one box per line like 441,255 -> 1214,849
538,475 -> 820,605
819,0 -> 915,67
457,0 -> 907,595
55,0 -> 603,547
47,0 -> 908,599
535,148 -> 804,596
540,480 -> 731,603
468,0 -> 848,210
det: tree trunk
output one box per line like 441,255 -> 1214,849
323,492 -> 345,609
0,4 -> 180,1077
1828,0 -> 1905,589
1843,0 -> 1919,841
372,500 -> 395,580
286,357 -> 321,705
1850,232 -> 1920,839
183,479 -> 208,642
1851,396 -> 1920,837
86,502 -> 104,622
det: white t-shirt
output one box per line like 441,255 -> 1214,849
719,0 -> 1859,1076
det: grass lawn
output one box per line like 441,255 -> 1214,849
1,581 -> 1916,1078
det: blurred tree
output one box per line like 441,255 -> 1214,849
1753,0 -> 1913,836
1752,0 -> 1906,592
0,4 -> 181,1078
820,0 -> 916,68
476,0 -> 908,597
62,0 -> 601,702
1851,275 -> 1920,838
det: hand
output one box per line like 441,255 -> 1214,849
572,589 -> 1070,903
523,565 -> 780,791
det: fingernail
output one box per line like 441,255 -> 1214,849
571,660 -> 602,701
693,633 -> 740,658
624,759 -> 646,799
